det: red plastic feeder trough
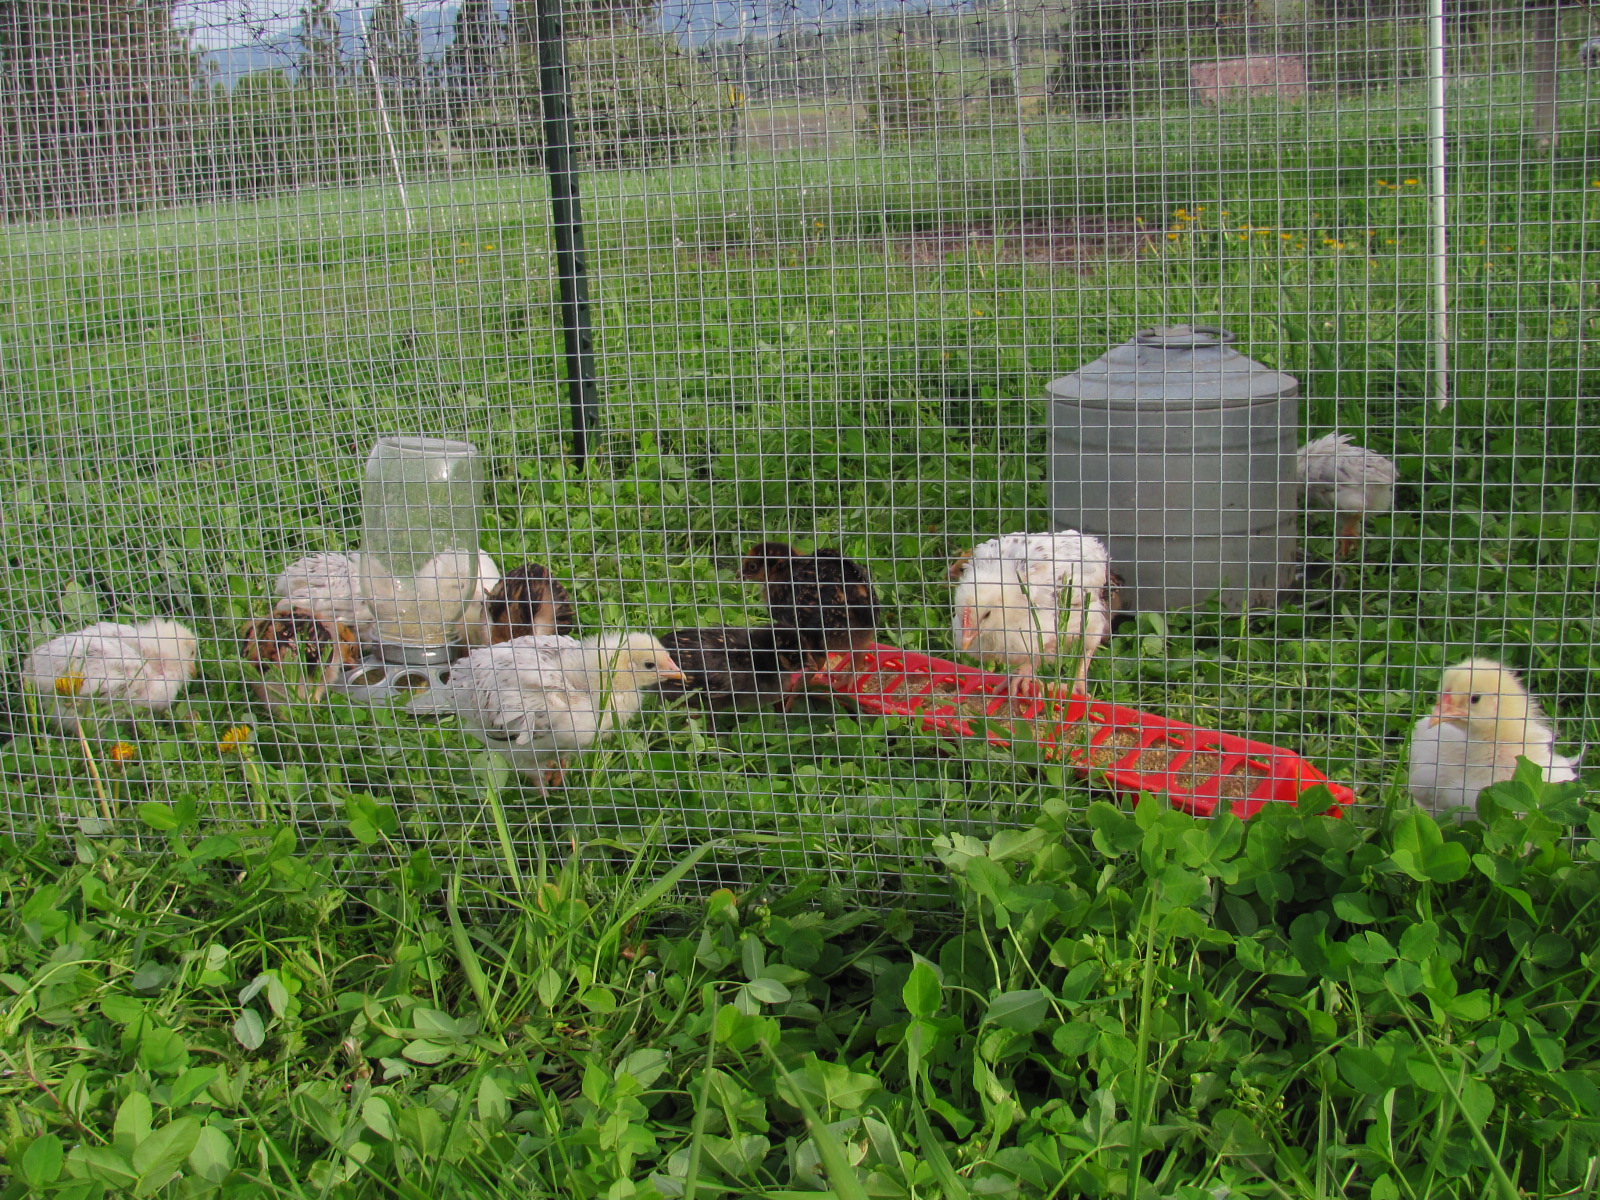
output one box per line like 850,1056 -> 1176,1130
809,644 -> 1353,819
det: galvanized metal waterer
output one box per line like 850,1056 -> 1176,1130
1047,324 -> 1300,612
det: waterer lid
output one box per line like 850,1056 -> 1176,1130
1046,324 -> 1297,409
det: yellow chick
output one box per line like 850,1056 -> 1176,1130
1408,658 -> 1579,818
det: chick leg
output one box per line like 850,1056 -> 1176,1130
542,761 -> 565,790
1335,515 -> 1361,559
1005,663 -> 1042,700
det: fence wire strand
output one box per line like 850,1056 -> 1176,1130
0,0 -> 1594,907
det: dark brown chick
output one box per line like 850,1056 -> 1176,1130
657,626 -> 809,712
738,542 -> 881,691
484,562 -> 577,645
241,604 -> 362,716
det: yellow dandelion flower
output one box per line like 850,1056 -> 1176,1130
108,742 -> 137,764
972,309 -> 984,317
1385,239 -> 1395,244
1167,232 -> 1180,241
1376,179 -> 1388,186
1322,238 -> 1337,246
1280,232 -> 1292,240
483,244 -> 495,250
1174,207 -> 1190,219
1221,210 -> 1231,215
218,725 -> 253,755
813,220 -> 823,228
1255,229 -> 1269,236
456,258 -> 465,264
1196,206 -> 1206,212
1404,178 -> 1419,186
54,672 -> 86,697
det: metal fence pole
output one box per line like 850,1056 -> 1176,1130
534,0 -> 599,469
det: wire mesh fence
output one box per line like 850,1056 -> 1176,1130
0,0 -> 1594,907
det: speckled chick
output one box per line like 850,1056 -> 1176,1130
738,542 -> 880,682
21,619 -> 199,732
1408,658 -> 1579,818
480,562 -> 577,645
241,604 -> 362,716
657,626 -> 809,711
949,531 -> 1115,698
1297,432 -> 1398,558
407,632 -> 684,786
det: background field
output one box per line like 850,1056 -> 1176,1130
1,3 -> 1599,1194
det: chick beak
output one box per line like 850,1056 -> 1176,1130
656,664 -> 687,683
958,608 -> 977,651
1428,693 -> 1468,727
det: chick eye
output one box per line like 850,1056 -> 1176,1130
644,660 -> 656,669
981,610 -> 993,621
1469,694 -> 1482,704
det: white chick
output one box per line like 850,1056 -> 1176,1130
949,531 -> 1115,698
1297,432 -> 1398,558
21,619 -> 199,732
407,632 -> 685,786
274,551 -> 373,631
1408,657 -> 1579,818
455,551 -> 503,647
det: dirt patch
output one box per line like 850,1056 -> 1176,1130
894,217 -> 1156,269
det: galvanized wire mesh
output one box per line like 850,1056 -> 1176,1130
1,0 -> 1594,906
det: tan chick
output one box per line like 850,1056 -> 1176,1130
407,632 -> 684,787
240,605 -> 362,717
1408,658 -> 1579,818
21,619 -> 199,733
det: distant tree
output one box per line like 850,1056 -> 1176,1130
297,0 -> 342,86
367,0 -> 420,92
0,0 -> 199,219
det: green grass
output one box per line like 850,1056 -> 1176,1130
0,74 -> 1597,1194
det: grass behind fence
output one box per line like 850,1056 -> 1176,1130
0,77 -> 1595,898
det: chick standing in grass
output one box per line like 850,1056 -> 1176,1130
739,542 -> 880,698
240,607 -> 362,716
21,619 -> 198,732
1297,432 -> 1398,559
948,531 -> 1115,699
657,626 -> 808,712
407,632 -> 684,787
479,562 -> 576,645
1408,658 -> 1579,817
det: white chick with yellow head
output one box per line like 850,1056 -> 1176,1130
1408,657 -> 1579,818
408,632 -> 684,786
1297,432 -> 1398,558
950,531 -> 1115,698
22,619 -> 199,732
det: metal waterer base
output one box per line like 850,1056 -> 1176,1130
327,639 -> 465,705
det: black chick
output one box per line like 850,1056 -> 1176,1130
657,626 -> 810,712
484,562 -> 577,644
738,542 -> 881,688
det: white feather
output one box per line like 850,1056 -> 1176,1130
1297,432 -> 1398,518
951,531 -> 1113,688
456,552 -> 503,647
408,631 -> 681,780
274,551 -> 373,631
21,619 -> 198,731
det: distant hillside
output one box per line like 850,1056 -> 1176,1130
198,0 -> 977,83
